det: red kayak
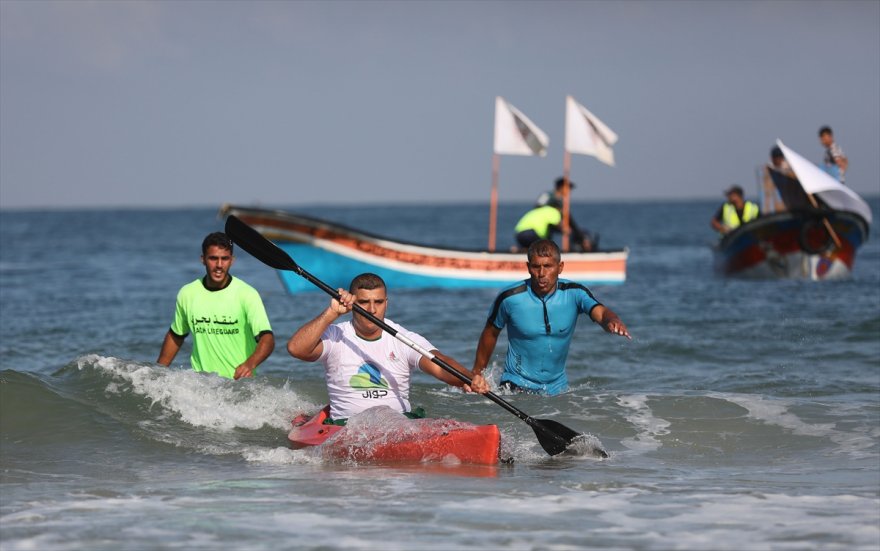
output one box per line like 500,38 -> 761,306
288,405 -> 501,465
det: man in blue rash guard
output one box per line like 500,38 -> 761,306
472,239 -> 630,395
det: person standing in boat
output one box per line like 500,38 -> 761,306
157,232 -> 275,380
472,239 -> 630,396
818,125 -> 848,184
287,272 -> 489,423
711,185 -> 760,235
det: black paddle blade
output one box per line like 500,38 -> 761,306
224,215 -> 299,272
530,418 -> 608,458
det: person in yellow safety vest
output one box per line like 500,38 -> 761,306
533,177 -> 596,252
515,177 -> 597,251
711,185 -> 760,235
514,204 -> 562,250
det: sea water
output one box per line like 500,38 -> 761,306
1,200 -> 878,550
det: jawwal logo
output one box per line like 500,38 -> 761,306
350,363 -> 389,390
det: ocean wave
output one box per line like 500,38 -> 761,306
1,356 -> 318,462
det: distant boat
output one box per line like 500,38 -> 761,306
713,140 -> 872,280
221,97 -> 627,292
219,204 -> 628,293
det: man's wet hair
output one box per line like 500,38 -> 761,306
349,272 -> 386,293
818,125 -> 833,137
527,239 -> 561,263
202,232 -> 233,255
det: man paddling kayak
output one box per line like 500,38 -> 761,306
472,239 -> 630,396
287,272 -> 489,423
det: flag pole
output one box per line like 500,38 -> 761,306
488,153 -> 500,251
561,150 -> 572,252
805,191 -> 843,249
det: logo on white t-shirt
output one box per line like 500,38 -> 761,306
349,363 -> 389,390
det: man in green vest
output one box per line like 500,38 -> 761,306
157,232 -> 275,380
515,178 -> 596,251
514,203 -> 563,250
711,185 -> 760,235
526,177 -> 596,251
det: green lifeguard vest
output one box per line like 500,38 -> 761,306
514,206 -> 562,238
721,201 -> 759,230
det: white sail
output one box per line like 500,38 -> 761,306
564,95 -> 618,166
493,97 -> 549,156
777,139 -> 872,226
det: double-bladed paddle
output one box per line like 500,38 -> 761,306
224,214 -> 607,458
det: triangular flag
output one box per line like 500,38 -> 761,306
776,139 -> 872,225
493,96 -> 549,156
564,95 -> 618,166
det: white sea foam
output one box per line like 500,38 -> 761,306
437,488 -> 880,550
713,392 -> 836,437
3,461 -> 878,551
617,393 -> 671,452
76,354 -> 316,432
710,392 -> 879,458
240,445 -> 322,465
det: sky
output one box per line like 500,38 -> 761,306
1,0 -> 878,210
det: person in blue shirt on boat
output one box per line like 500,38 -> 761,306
287,272 -> 489,422
471,239 -> 630,396
818,125 -> 848,184
711,185 -> 760,235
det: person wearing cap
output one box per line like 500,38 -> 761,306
157,232 -> 275,380
517,177 -> 596,251
818,126 -> 848,184
711,185 -> 760,235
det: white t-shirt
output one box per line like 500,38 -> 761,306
318,319 -> 434,420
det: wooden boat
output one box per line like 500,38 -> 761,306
221,98 -> 627,292
713,209 -> 868,279
713,140 -> 871,280
288,405 -> 501,465
219,204 -> 627,293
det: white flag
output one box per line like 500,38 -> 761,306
564,95 -> 618,166
776,139 -> 872,225
493,96 -> 549,156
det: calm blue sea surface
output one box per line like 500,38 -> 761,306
1,200 -> 879,550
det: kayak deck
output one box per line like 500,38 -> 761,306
289,406 -> 501,465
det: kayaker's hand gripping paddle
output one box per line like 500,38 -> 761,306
225,214 -> 608,458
